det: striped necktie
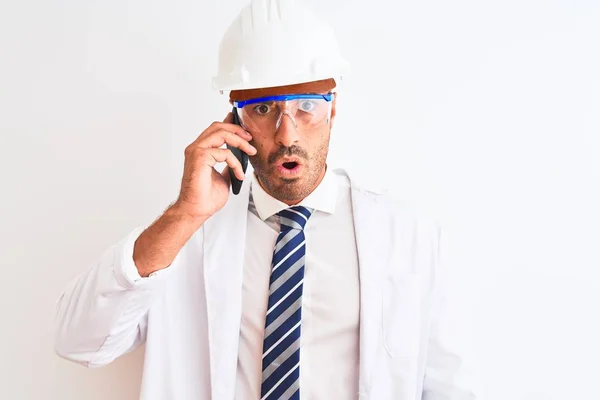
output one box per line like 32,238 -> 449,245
260,206 -> 313,400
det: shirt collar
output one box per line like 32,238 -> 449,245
250,166 -> 338,221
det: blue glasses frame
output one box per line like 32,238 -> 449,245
232,93 -> 334,109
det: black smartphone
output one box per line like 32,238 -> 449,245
227,107 -> 249,195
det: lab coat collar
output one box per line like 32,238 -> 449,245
202,176 -> 252,400
350,182 -> 390,399
250,165 -> 338,220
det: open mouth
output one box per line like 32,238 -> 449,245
282,161 -> 298,170
276,158 -> 303,176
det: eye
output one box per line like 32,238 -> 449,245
252,104 -> 271,116
298,100 -> 316,112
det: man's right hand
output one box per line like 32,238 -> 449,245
173,112 -> 257,220
132,113 -> 256,278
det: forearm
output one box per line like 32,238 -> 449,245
133,203 -> 206,277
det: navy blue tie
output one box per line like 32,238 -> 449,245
260,206 -> 313,400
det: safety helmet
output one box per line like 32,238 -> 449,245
211,0 -> 350,92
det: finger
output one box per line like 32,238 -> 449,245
191,124 -> 253,150
202,129 -> 257,156
206,148 -> 245,181
215,121 -> 253,141
192,118 -> 252,147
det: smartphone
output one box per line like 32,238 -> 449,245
227,107 -> 249,195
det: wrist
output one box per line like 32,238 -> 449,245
132,203 -> 207,278
168,201 -> 209,228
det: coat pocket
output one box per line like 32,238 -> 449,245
382,273 -> 422,359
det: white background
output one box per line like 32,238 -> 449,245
1,0 -> 599,399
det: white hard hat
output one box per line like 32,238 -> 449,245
212,0 -> 350,92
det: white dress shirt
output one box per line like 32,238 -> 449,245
55,166 -> 480,399
235,167 -> 360,399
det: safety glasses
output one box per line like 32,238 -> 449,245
232,93 -> 334,134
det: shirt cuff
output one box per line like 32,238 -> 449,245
113,227 -> 174,290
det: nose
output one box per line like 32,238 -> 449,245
274,112 -> 300,148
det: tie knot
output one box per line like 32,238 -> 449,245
278,206 -> 313,231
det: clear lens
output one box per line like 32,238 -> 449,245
236,96 -> 332,134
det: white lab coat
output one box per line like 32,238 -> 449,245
54,168 -> 479,399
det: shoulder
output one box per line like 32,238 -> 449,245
332,166 -> 443,241
332,167 -> 441,222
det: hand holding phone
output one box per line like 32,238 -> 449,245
173,111 -> 255,221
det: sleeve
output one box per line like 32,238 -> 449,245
53,227 -> 179,367
422,223 -> 483,399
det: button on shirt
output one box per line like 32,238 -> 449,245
235,168 -> 360,399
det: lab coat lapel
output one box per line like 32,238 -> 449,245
351,184 -> 391,399
203,179 -> 251,400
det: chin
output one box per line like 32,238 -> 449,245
274,181 -> 307,200
256,164 -> 320,202
263,179 -> 309,203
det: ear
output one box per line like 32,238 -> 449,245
329,92 -> 338,130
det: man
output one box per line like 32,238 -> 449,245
54,0 -> 479,399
